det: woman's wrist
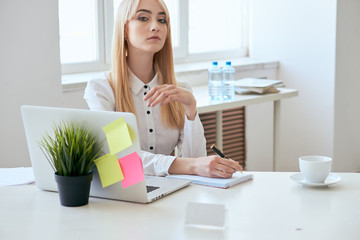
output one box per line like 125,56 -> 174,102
168,157 -> 196,175
185,108 -> 197,120
185,98 -> 197,121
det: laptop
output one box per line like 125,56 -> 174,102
21,105 -> 190,203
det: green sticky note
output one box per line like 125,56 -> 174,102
103,117 -> 133,154
94,154 -> 124,188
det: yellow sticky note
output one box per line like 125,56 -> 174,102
103,117 -> 132,154
94,154 -> 124,188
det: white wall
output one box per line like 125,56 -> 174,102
249,0 -> 338,171
0,0 -> 62,167
333,0 -> 360,171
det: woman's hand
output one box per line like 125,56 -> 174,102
143,84 -> 197,120
169,155 -> 243,178
192,155 -> 243,178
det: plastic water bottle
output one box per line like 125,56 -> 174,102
222,61 -> 235,101
208,61 -> 223,101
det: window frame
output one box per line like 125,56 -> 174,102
60,0 -> 248,74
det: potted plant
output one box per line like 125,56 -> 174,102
39,121 -> 103,207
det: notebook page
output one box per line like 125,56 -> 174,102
166,172 -> 253,188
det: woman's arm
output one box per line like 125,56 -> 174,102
143,84 -> 197,120
84,74 -> 116,111
141,150 -> 176,176
144,83 -> 243,178
144,82 -> 207,157
168,155 -> 243,178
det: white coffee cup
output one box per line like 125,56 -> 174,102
299,156 -> 332,183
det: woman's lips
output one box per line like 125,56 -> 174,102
148,36 -> 160,40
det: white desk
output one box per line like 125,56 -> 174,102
192,86 -> 298,171
1,172 -> 359,240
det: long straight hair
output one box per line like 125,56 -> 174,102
109,0 -> 185,129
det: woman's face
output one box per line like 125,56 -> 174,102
126,0 -> 168,55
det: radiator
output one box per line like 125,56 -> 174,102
199,106 -> 246,169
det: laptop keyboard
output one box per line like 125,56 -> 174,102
146,185 -> 160,193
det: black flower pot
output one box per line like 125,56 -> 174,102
54,172 -> 93,207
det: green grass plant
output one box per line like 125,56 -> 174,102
39,121 -> 103,176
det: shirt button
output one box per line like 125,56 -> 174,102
144,92 -> 147,95
144,85 -> 148,89
147,111 -> 150,114
150,146 -> 154,150
149,129 -> 153,133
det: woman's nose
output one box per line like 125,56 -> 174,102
150,20 -> 160,32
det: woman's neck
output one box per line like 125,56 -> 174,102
127,51 -> 155,84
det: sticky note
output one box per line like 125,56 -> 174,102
103,117 -> 133,154
185,202 -> 226,228
118,152 -> 144,188
94,154 -> 124,188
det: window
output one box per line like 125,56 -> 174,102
188,0 -> 247,58
59,0 -> 248,74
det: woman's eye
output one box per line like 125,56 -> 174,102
138,16 -> 148,21
158,19 -> 167,24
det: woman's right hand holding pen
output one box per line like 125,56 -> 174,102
168,155 -> 243,178
193,156 -> 243,178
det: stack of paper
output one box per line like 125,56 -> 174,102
0,167 -> 34,187
166,172 -> 253,189
235,78 -> 284,94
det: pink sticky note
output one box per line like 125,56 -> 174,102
118,152 -> 144,188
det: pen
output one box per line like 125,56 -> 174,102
210,144 -> 243,173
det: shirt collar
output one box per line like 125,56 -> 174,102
129,71 -> 159,95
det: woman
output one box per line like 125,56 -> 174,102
84,0 -> 242,178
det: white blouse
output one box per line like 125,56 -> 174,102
84,72 -> 207,176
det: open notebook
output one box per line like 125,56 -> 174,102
166,172 -> 253,189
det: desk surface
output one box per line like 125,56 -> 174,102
1,172 -> 359,240
192,86 -> 298,113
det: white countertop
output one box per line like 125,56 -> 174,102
1,172 -> 359,240
192,86 -> 298,113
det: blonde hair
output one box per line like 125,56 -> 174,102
109,0 -> 185,129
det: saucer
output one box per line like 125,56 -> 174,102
290,173 -> 341,187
